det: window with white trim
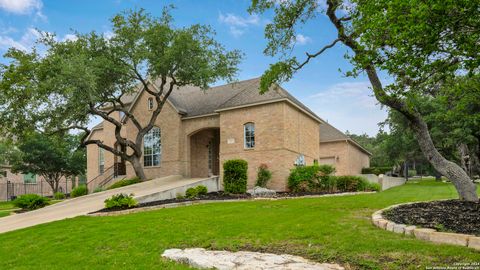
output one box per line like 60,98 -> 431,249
148,97 -> 154,110
144,127 -> 161,167
98,148 -> 105,174
244,122 -> 255,149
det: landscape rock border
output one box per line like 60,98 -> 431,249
87,191 -> 375,217
372,201 -> 480,251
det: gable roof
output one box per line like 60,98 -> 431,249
319,122 -> 372,156
124,77 -> 323,122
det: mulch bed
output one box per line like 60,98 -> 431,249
383,199 -> 480,236
93,190 -> 351,213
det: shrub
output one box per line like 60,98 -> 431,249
361,167 -> 392,175
366,182 -> 381,192
255,164 -> 272,187
288,164 -> 336,192
185,187 -> 198,199
13,194 -> 50,210
223,159 -> 248,194
107,177 -> 141,190
287,165 -> 319,192
408,169 -> 417,177
335,176 -> 370,192
53,192 -> 65,200
104,193 -> 137,209
71,185 -> 88,198
93,187 -> 104,193
196,185 -> 208,196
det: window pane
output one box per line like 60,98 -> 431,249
143,127 -> 161,167
244,123 -> 255,148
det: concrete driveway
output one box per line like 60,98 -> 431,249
0,175 -> 210,234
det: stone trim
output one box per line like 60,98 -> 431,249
88,191 -> 375,217
372,202 -> 480,251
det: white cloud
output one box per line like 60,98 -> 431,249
293,34 -> 312,45
0,0 -> 42,14
0,27 -> 40,51
304,81 -> 388,136
218,13 -> 261,38
62,34 -> 78,42
0,0 -> 46,21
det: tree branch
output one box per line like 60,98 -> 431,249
294,38 -> 341,71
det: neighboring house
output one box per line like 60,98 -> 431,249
86,78 -> 371,191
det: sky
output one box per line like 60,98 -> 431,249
0,0 -> 388,136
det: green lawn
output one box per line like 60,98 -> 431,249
0,201 -> 17,218
0,180 -> 478,269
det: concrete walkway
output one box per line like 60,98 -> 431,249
0,175 -> 210,234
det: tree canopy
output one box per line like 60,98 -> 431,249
7,133 -> 85,193
250,0 -> 479,201
0,8 -> 242,180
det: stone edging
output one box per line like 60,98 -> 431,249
372,202 -> 480,251
88,191 -> 376,217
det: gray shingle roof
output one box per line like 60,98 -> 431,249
128,77 -> 322,120
319,122 -> 372,155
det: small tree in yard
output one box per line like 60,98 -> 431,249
8,133 -> 85,193
255,164 -> 272,188
223,159 -> 248,194
250,0 -> 479,201
0,8 -> 241,181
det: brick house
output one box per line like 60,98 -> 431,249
86,78 -> 371,191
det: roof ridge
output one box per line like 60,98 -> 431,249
216,78 -> 263,109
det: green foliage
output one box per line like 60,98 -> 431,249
223,159 -> 248,194
335,176 -> 372,192
288,165 -> 336,192
93,187 -> 104,193
13,194 -> 50,210
107,177 -> 141,190
196,185 -> 208,196
104,193 -> 137,209
185,187 -> 198,199
255,164 -> 272,187
53,192 -> 65,200
362,167 -> 393,175
6,132 -> 85,194
366,182 -> 381,192
71,185 -> 88,198
408,169 -> 417,177
176,193 -> 185,200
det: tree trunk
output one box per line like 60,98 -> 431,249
130,157 -> 147,181
410,119 -> 478,201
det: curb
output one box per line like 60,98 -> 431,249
372,202 -> 480,251
87,191 -> 376,217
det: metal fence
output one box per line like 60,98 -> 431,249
0,179 -> 75,201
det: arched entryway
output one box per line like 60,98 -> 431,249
189,128 -> 220,178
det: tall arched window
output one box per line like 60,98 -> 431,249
244,122 -> 255,149
144,127 -> 161,167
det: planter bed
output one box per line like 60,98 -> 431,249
91,190 -> 373,215
383,200 -> 480,236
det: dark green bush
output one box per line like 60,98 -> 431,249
53,192 -> 65,200
223,159 -> 248,194
196,185 -> 208,196
288,164 -> 336,192
71,185 -> 88,198
185,187 -> 198,199
287,165 -> 319,192
107,177 -> 141,190
255,164 -> 272,187
13,194 -> 50,210
366,182 -> 381,192
335,176 -> 372,192
104,193 -> 137,209
361,167 -> 392,175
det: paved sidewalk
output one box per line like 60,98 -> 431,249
0,175 -> 206,234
